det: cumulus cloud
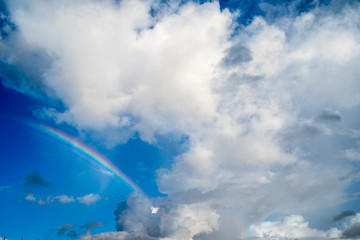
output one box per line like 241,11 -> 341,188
248,215 -> 341,239
23,172 -> 52,188
77,193 -> 101,206
1,0 -> 360,239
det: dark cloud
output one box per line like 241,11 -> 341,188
332,210 -> 356,222
316,111 -> 342,123
342,222 -> 360,239
221,44 -> 252,68
58,224 -> 73,236
23,172 -> 52,188
67,231 -> 78,238
81,221 -> 103,230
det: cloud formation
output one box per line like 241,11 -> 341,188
333,210 -> 357,222
342,222 -> 360,239
1,0 -> 360,239
58,224 -> 74,236
249,215 -> 341,239
81,222 -> 104,231
77,193 -> 101,206
23,172 -> 52,188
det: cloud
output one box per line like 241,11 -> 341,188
333,210 -> 357,222
342,222 -> 360,239
77,193 -> 101,206
78,231 -> 129,240
81,222 -> 104,230
344,148 -> 360,161
2,0 -> 360,239
25,193 -> 36,201
316,111 -> 342,123
54,195 -> 75,204
58,224 -> 73,236
248,215 -> 341,239
23,172 -> 52,188
24,193 -> 96,206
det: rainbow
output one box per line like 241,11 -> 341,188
26,122 -> 153,207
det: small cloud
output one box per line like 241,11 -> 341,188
23,172 -> 52,188
58,224 -> 73,236
344,148 -> 360,161
77,193 -> 101,206
81,221 -> 104,230
342,222 -> 360,239
316,111 -> 342,123
37,196 -> 52,206
332,210 -> 357,222
25,193 -> 36,201
54,195 -> 75,204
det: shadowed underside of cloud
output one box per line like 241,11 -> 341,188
333,210 -> 357,222
342,222 -> 360,239
1,0 -> 360,239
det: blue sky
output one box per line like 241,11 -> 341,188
1,0 -> 360,239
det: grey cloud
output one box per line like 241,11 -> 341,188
221,44 -> 252,68
342,222 -> 360,239
23,172 -> 52,188
58,224 -> 73,236
316,111 -> 342,123
332,210 -> 356,222
81,222 -> 104,230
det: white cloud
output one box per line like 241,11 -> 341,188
25,193 -> 36,201
78,231 -> 129,240
248,215 -> 341,239
2,0 -> 360,239
54,194 -> 75,204
77,193 -> 101,206
344,148 -> 360,161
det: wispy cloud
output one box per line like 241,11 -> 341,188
81,221 -> 104,231
58,224 -> 73,236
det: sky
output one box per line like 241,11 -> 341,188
0,0 -> 360,239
